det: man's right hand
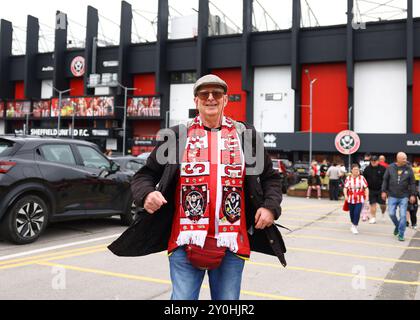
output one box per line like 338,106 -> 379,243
144,191 -> 167,214
381,192 -> 387,201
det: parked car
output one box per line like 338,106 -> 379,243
293,161 -> 311,182
137,152 -> 151,164
112,156 -> 145,177
0,135 -> 135,244
271,159 -> 296,193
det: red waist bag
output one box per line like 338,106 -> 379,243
185,237 -> 227,270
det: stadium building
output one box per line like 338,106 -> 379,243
0,0 -> 419,163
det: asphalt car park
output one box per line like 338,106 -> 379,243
0,196 -> 419,300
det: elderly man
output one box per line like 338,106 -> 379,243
382,152 -> 417,241
108,74 -> 285,300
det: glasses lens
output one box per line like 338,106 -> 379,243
197,91 -> 224,100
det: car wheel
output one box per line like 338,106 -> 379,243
0,195 -> 49,245
120,199 -> 136,226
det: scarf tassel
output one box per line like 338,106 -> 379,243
176,231 -> 207,248
217,233 -> 239,253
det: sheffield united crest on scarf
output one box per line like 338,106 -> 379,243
182,185 -> 208,222
222,186 -> 242,224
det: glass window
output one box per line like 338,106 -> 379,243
126,160 -> 144,172
77,146 -> 110,170
40,145 -> 76,166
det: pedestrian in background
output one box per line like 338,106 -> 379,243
359,153 -> 371,174
381,152 -> 417,241
326,163 -> 342,201
343,164 -> 369,235
363,155 -> 387,223
412,161 -> 420,193
307,170 -> 322,200
406,191 -> 419,229
320,159 -> 329,190
379,155 -> 389,169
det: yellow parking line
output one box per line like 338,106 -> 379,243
0,244 -> 108,267
288,247 -> 420,264
283,224 -> 420,241
283,204 -> 340,210
2,242 -> 418,290
0,247 -> 108,270
281,217 -> 395,228
287,224 -> 420,240
285,234 -> 420,250
247,261 -> 420,286
36,261 -> 301,300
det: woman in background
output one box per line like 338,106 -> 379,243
343,164 -> 369,234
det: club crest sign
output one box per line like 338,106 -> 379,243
335,130 -> 361,155
70,56 -> 85,77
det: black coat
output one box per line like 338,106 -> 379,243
108,122 -> 287,266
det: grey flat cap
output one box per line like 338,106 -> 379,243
193,74 -> 228,96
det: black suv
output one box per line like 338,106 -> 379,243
0,135 -> 135,244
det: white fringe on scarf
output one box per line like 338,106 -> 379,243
176,231 -> 207,248
217,233 -> 239,253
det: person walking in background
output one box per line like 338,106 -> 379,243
412,161 -> 420,193
359,153 -> 371,174
320,159 -> 329,190
363,155 -> 387,223
381,152 -> 417,241
307,170 -> 322,200
406,191 -> 419,230
343,164 -> 369,235
379,155 -> 389,169
327,163 -> 342,201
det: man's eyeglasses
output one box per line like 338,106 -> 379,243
196,90 -> 225,100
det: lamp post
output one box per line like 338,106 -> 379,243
50,87 -> 71,137
117,83 -> 137,156
305,69 -> 317,163
348,106 -> 353,173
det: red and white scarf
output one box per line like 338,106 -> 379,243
176,116 -> 245,253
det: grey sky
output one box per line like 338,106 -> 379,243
0,0 -> 416,55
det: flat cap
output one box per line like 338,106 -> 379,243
193,74 -> 228,96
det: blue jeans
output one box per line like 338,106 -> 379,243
169,246 -> 245,300
348,203 -> 363,226
388,197 -> 408,236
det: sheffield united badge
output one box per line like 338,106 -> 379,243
182,185 -> 208,222
222,187 -> 242,224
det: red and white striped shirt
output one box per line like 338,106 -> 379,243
344,175 -> 369,204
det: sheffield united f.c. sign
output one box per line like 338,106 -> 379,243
335,130 -> 361,155
70,56 -> 85,77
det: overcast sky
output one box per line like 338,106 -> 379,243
0,0 -> 416,54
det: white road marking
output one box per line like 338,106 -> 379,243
0,233 -> 122,261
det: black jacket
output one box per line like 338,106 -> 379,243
382,163 -> 416,198
363,164 -> 386,191
108,122 -> 288,266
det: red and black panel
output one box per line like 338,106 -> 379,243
301,63 -> 348,133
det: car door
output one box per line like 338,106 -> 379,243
73,145 -> 128,213
36,143 -> 89,215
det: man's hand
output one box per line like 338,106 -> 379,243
410,195 -> 417,204
381,192 -> 387,201
144,191 -> 167,214
255,208 -> 275,230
